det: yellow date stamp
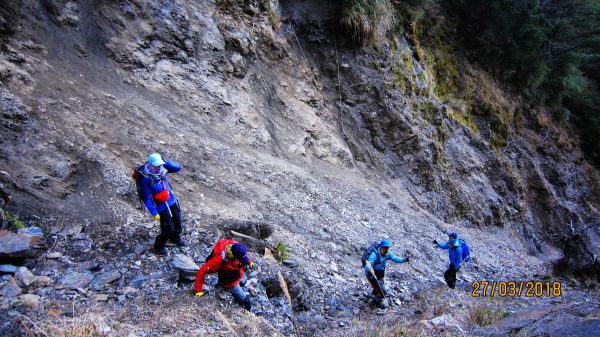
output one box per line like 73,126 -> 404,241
471,281 -> 562,297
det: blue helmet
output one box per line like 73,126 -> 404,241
449,232 -> 458,239
379,240 -> 391,248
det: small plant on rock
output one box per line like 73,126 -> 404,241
3,210 -> 25,230
275,242 -> 288,261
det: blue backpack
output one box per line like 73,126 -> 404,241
361,241 -> 380,267
459,239 -> 471,262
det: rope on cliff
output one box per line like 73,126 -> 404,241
333,28 -> 346,139
289,22 -> 348,139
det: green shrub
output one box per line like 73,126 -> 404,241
3,210 -> 25,230
275,242 -> 288,261
442,0 -> 600,163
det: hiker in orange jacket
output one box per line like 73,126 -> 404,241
194,239 -> 255,310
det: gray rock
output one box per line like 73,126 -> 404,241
15,266 -> 35,287
283,260 -> 299,268
57,1 -> 79,25
172,254 -> 199,281
95,294 -> 109,302
230,52 -> 247,78
223,29 -> 253,55
549,319 -> 600,337
206,276 -> 218,286
0,90 -> 30,130
73,234 -> 93,251
195,10 -> 225,51
0,278 -> 21,297
59,225 -> 83,236
32,276 -> 53,287
59,270 -> 93,289
19,293 -> 41,307
91,271 -> 121,290
0,230 -> 32,260
0,264 -> 17,274
77,260 -> 98,271
129,274 -> 149,288
46,252 -> 62,259
172,254 -> 200,271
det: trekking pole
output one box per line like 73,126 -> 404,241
165,202 -> 173,218
407,262 -> 426,276
404,251 -> 427,276
366,262 -> 386,298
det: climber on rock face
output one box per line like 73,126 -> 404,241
433,232 -> 469,289
194,239 -> 256,310
362,239 -> 409,308
133,153 -> 184,256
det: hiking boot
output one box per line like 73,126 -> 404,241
170,238 -> 186,247
243,297 -> 252,311
155,247 -> 168,256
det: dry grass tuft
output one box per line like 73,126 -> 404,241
343,317 -> 426,337
278,271 -> 301,336
468,303 -> 510,327
216,309 -> 238,335
340,0 -> 395,46
19,311 -> 112,337
278,271 -> 293,307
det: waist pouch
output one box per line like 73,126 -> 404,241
153,180 -> 170,203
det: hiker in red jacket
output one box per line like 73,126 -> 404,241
194,239 -> 255,310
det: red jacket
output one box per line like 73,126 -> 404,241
194,239 -> 252,292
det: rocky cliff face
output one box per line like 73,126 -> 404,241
0,0 -> 599,336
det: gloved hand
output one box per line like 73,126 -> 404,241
153,214 -> 161,221
405,257 -> 410,262
433,239 -> 438,245
247,261 -> 255,269
195,291 -> 205,297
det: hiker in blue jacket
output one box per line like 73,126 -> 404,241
434,232 -> 463,288
363,240 -> 409,308
138,153 -> 184,255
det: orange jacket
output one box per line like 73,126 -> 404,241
194,239 -> 251,292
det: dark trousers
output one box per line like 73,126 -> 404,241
366,270 -> 386,299
444,264 -> 460,289
154,202 -> 182,249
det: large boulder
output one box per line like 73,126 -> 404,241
0,230 -> 32,261
172,254 -> 200,281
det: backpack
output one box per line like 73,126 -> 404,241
361,241 -> 380,267
459,238 -> 471,262
131,164 -> 149,210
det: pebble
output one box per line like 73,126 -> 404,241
47,252 -> 62,259
95,294 -> 109,302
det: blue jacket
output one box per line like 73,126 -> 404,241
139,160 -> 181,216
436,239 -> 463,268
364,249 -> 407,275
